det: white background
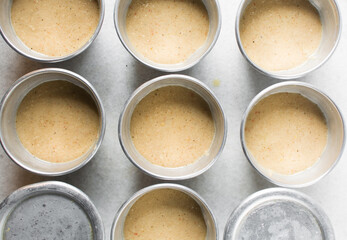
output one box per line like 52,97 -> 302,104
0,0 -> 346,239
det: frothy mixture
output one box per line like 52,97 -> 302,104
123,189 -> 207,240
126,0 -> 209,64
11,0 -> 100,57
245,93 -> 327,175
130,86 -> 215,168
240,0 -> 322,71
16,81 -> 100,163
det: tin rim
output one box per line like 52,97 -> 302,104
118,74 -> 227,180
0,68 -> 106,176
235,0 -> 342,80
223,188 -> 334,240
113,0 -> 222,72
110,183 -> 218,240
240,81 -> 346,188
0,0 -> 105,63
0,181 -> 104,240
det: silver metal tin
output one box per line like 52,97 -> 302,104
0,68 -> 106,176
114,0 -> 221,72
111,183 -> 218,240
235,0 -> 342,79
0,0 -> 105,63
240,81 -> 345,187
224,188 -> 334,240
119,74 -> 227,180
0,181 -> 104,240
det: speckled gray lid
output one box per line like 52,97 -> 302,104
224,188 -> 334,240
0,181 -> 104,240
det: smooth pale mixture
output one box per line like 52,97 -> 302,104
245,93 -> 327,175
123,189 -> 207,240
11,0 -> 100,57
240,0 -> 322,71
130,86 -> 215,168
126,0 -> 209,64
16,81 -> 100,163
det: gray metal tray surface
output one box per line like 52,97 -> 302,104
0,0 -> 346,239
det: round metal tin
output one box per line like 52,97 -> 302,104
114,0 -> 222,72
0,0 -> 105,63
0,181 -> 104,240
0,68 -> 106,176
224,188 -> 334,240
118,74 -> 227,180
111,183 -> 218,240
235,0 -> 342,79
240,81 -> 345,188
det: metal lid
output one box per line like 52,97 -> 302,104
224,188 -> 334,240
0,181 -> 104,240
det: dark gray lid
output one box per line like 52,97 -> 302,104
0,181 -> 104,240
224,188 -> 334,240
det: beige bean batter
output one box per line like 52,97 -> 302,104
130,86 -> 215,168
16,81 -> 100,163
11,0 -> 100,57
126,0 -> 209,64
240,0 -> 322,71
123,189 -> 207,240
245,93 -> 327,175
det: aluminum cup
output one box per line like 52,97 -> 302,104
111,183 -> 218,240
0,0 -> 105,63
224,188 -> 334,240
240,81 -> 345,187
0,181 -> 104,240
235,0 -> 342,79
114,0 -> 221,72
0,68 -> 106,176
119,74 -> 227,180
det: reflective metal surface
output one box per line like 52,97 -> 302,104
240,81 -> 345,187
111,183 -> 218,240
0,68 -> 106,176
0,181 -> 104,240
0,0 -> 105,62
119,74 -> 227,180
224,188 -> 334,240
235,0 -> 341,79
114,0 -> 221,72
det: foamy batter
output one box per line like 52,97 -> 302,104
123,189 -> 207,240
245,93 -> 327,175
16,81 -> 100,163
11,0 -> 100,57
240,0 -> 322,71
126,0 -> 209,64
130,86 -> 215,168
